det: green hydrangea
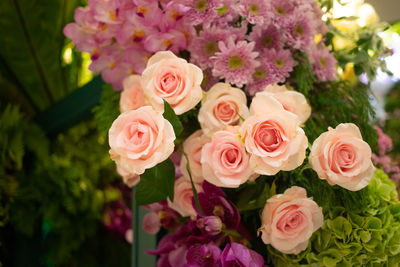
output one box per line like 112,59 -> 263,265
268,169 -> 400,267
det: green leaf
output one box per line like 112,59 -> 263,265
135,158 -> 175,205
0,0 -> 82,112
163,100 -> 183,137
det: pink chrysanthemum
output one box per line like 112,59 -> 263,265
212,0 -> 239,24
249,24 -> 283,52
308,44 -> 337,82
283,12 -> 315,50
212,38 -> 260,87
261,48 -> 297,84
180,0 -> 219,25
268,0 -> 296,23
188,25 -> 230,69
236,0 -> 271,25
245,62 -> 274,96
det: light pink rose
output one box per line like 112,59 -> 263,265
109,106 -> 175,175
167,176 -> 203,218
125,229 -> 133,244
241,93 -> 308,175
201,128 -> 258,188
180,130 -> 210,183
119,75 -> 145,113
309,123 -> 375,191
259,186 -> 323,254
198,83 -> 249,135
116,163 -> 140,187
261,84 -> 311,125
141,51 -> 203,115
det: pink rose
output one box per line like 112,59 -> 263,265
167,176 -> 203,218
141,51 -> 203,115
259,186 -> 323,254
309,123 -> 375,191
180,130 -> 210,183
119,75 -> 145,113
116,163 -> 140,187
241,93 -> 308,175
262,84 -> 311,125
201,128 -> 258,188
198,83 -> 249,135
109,106 -> 175,175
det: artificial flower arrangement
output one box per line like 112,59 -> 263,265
65,0 -> 400,266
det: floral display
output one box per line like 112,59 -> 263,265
61,0 -> 400,266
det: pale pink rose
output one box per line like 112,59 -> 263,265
119,75 -> 145,113
201,128 -> 258,188
259,186 -> 323,254
309,123 -> 375,191
125,229 -> 133,244
241,93 -> 308,175
142,212 -> 161,234
109,106 -> 175,175
198,83 -> 250,135
116,163 -> 140,187
261,84 -> 311,125
141,51 -> 203,115
180,130 -> 210,183
167,176 -> 203,218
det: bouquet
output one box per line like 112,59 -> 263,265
64,0 -> 400,266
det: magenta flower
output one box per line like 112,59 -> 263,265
184,243 -> 222,267
249,24 -> 283,52
220,242 -> 264,267
193,181 -> 241,230
261,48 -> 297,84
196,216 -> 223,236
212,38 -> 260,87
236,0 -> 271,25
308,44 -> 337,82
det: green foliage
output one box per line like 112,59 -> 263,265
384,81 -> 400,155
136,159 -> 175,205
0,0 -> 84,113
290,52 -> 316,97
268,169 -> 400,267
163,100 -> 183,137
92,83 -> 121,137
9,120 -> 122,265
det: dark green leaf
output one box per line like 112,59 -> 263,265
163,100 -> 183,137
135,158 -> 175,205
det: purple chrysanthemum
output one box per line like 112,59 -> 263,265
283,12 -> 315,50
308,44 -> 337,82
180,0 -> 219,25
249,24 -> 283,52
261,48 -> 297,84
236,0 -> 271,25
245,64 -> 274,96
268,0 -> 296,23
212,37 -> 260,87
189,25 -> 230,69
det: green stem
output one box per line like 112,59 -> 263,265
179,144 -> 204,215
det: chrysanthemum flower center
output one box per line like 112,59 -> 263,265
275,59 -> 285,68
319,57 -> 327,67
249,4 -> 259,14
205,41 -> 218,54
294,25 -> 304,36
275,6 -> 286,16
228,55 -> 243,69
195,0 -> 207,12
253,67 -> 266,81
262,35 -> 273,47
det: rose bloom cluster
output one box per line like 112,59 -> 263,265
106,50 -> 376,264
64,0 -> 337,92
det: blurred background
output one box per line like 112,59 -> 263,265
0,0 -> 399,266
